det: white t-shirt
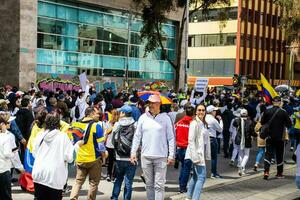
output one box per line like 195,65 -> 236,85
0,131 -> 14,173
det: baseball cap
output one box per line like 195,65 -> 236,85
206,105 -> 218,113
117,105 -> 133,114
240,109 -> 248,117
148,95 -> 161,103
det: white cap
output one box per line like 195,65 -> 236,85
180,99 -> 188,108
206,105 -> 218,113
240,109 -> 248,117
233,109 -> 241,117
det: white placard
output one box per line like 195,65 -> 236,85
79,72 -> 87,90
195,78 -> 209,92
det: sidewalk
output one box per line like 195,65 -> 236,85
170,164 -> 300,200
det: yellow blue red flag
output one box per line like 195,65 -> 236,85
260,73 -> 278,103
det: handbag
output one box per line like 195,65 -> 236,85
259,108 -> 280,139
19,172 -> 34,193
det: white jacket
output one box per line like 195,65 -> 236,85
185,117 -> 211,165
32,129 -> 74,190
0,131 -> 14,173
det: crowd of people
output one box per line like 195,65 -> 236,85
0,81 -> 299,200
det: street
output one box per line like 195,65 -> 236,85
12,143 -> 300,200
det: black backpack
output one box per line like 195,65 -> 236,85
113,123 -> 135,157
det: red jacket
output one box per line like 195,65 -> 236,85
175,115 -> 193,148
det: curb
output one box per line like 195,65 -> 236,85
169,164 -> 297,200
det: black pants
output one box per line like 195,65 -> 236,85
34,182 -> 62,200
223,130 -> 230,157
0,170 -> 12,200
264,138 -> 285,174
106,147 -> 115,177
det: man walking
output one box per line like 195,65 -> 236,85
130,95 -> 175,200
69,106 -> 108,200
111,105 -> 136,200
261,96 -> 292,179
175,106 -> 194,193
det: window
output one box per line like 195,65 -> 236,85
190,7 -> 238,23
189,33 -> 236,47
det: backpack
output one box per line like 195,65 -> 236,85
113,123 -> 135,157
75,105 -> 80,119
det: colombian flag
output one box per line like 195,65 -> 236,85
256,80 -> 263,96
24,121 -> 71,173
260,73 -> 278,104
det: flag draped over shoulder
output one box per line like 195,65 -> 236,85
260,73 -> 278,104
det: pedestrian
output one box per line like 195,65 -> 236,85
130,94 -> 175,200
205,105 -> 223,178
261,96 -> 292,179
175,106 -> 195,193
0,112 -> 21,200
229,109 -> 240,166
233,109 -> 256,176
105,108 -> 119,182
185,104 -> 210,200
111,105 -> 136,200
69,106 -> 108,200
253,104 -> 267,171
32,112 -> 75,200
293,141 -> 300,189
221,103 -> 235,158
74,82 -> 90,121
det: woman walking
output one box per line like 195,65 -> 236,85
185,104 -> 210,200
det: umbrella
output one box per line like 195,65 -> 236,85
275,85 -> 293,92
137,91 -> 172,104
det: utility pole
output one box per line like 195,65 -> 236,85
125,11 -> 132,92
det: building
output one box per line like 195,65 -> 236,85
188,0 -> 289,87
0,0 -> 184,90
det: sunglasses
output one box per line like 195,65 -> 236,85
197,109 -> 206,112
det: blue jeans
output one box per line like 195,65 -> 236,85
210,137 -> 218,175
296,176 -> 300,189
186,165 -> 206,200
111,160 -> 136,200
177,148 -> 192,190
255,147 -> 265,165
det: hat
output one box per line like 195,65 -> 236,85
206,105 -> 218,113
240,109 -> 248,117
273,96 -> 281,103
117,105 -> 133,113
0,99 -> 10,105
233,109 -> 241,117
58,94 -> 65,100
16,91 -> 24,97
148,95 -> 161,103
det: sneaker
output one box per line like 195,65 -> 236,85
106,176 -> 111,182
229,160 -> 235,166
290,147 -> 294,152
263,171 -> 269,180
211,173 -> 222,179
180,188 -> 187,193
253,164 -> 258,172
275,174 -> 285,179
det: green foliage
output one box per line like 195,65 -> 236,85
274,0 -> 300,43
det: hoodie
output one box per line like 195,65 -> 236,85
112,117 -> 136,161
32,129 -> 75,190
175,115 -> 193,148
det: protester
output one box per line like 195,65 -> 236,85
233,109 -> 256,176
185,104 -> 210,200
175,106 -> 194,193
261,96 -> 292,179
111,105 -> 136,200
205,105 -> 223,178
221,103 -> 235,158
32,112 -> 75,200
69,106 -> 108,200
131,94 -> 175,200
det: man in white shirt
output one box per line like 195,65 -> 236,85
205,105 -> 223,178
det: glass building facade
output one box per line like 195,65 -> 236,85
37,0 -> 177,80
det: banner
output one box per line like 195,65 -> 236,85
37,79 -> 81,92
194,78 -> 209,93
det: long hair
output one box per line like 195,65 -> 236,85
196,104 -> 208,128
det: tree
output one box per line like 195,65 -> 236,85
132,0 -> 231,90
